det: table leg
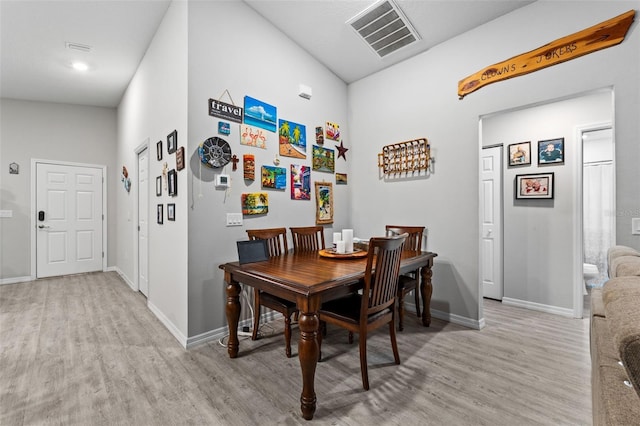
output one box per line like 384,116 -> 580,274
225,272 -> 241,358
420,265 -> 433,327
298,309 -> 319,420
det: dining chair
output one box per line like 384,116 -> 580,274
246,227 -> 297,357
318,233 -> 407,391
385,225 -> 425,331
290,226 -> 326,252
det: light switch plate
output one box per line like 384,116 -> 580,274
0,210 -> 13,218
226,213 -> 243,226
632,218 -> 640,235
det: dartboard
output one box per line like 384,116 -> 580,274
199,137 -> 232,168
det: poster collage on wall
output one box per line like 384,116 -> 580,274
205,93 -> 348,223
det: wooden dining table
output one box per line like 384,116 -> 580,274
219,248 -> 437,420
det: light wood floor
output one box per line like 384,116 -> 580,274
0,272 -> 591,425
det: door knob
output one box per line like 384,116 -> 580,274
38,225 -> 50,229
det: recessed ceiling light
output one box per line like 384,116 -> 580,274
72,61 -> 89,72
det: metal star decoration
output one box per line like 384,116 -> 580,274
336,141 -> 349,160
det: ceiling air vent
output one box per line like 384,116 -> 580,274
65,42 -> 92,53
347,0 -> 420,58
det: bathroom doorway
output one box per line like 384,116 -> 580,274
581,125 -> 615,289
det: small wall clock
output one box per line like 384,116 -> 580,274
199,137 -> 232,168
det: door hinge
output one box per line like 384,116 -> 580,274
102,252 -> 104,258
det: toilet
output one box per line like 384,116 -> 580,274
583,263 -> 600,293
584,263 -> 599,280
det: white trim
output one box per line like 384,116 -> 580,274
573,118 -> 613,319
148,299 -> 188,348
431,308 -> 484,330
30,159 -> 108,279
111,266 -> 136,291
0,276 -> 34,286
502,297 -> 574,318
133,139 -> 149,294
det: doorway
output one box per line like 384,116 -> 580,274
479,89 -> 613,320
581,125 -> 615,289
32,160 -> 106,278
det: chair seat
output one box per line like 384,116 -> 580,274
320,294 -> 390,325
398,274 -> 417,290
259,291 -> 297,314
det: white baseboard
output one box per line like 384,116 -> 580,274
502,297 -> 574,318
111,267 -> 136,291
431,308 -> 484,330
147,300 -> 189,349
0,275 -> 34,285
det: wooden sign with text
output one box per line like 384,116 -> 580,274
458,10 -> 635,99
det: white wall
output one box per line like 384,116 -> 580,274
117,1 -> 189,341
482,90 -> 612,311
0,99 -> 117,281
185,0 -> 349,337
348,1 -> 639,324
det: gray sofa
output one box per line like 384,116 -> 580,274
590,245 -> 640,425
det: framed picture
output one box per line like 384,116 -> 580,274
156,176 -> 162,196
168,169 -> 177,196
243,96 -> 277,132
157,204 -> 163,224
167,130 -> 178,154
261,165 -> 287,189
538,138 -> 564,165
241,192 -> 268,215
167,203 -> 175,221
315,181 -> 333,224
508,141 -> 531,166
176,146 -> 185,171
278,118 -> 306,159
312,145 -> 335,173
156,140 -> 163,161
515,172 -> 554,199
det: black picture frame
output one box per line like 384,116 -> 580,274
156,140 -> 163,161
167,203 -> 175,221
176,146 -> 185,171
538,138 -> 564,165
156,176 -> 162,196
508,141 -> 531,166
157,204 -> 163,224
515,172 -> 554,199
168,169 -> 177,196
167,130 -> 178,154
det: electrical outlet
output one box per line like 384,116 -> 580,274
632,218 -> 640,235
226,213 -> 243,226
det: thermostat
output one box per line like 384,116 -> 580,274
215,174 -> 230,188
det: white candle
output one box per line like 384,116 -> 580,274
333,232 -> 342,249
342,229 -> 354,253
336,240 -> 346,254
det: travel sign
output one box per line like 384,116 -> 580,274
209,98 -> 243,123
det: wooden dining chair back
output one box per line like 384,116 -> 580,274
246,228 -> 296,357
385,225 -> 425,331
247,227 -> 289,256
318,233 -> 407,390
290,226 -> 326,252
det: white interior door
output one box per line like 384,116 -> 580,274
481,146 -> 503,300
36,162 -> 103,278
138,148 -> 149,297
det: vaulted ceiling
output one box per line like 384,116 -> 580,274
0,0 -> 534,108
